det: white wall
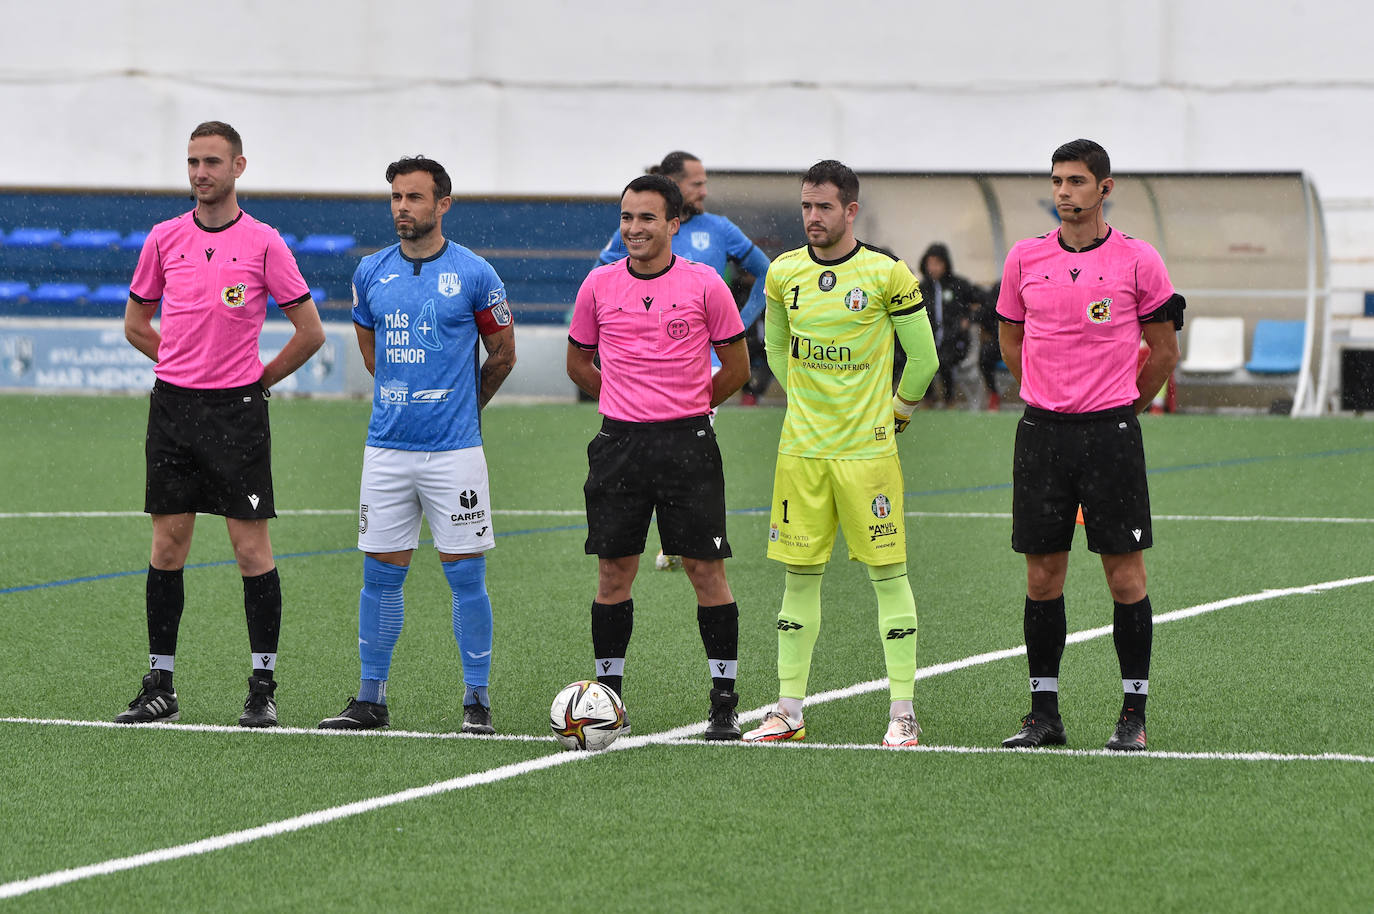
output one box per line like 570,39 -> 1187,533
3,0 -> 1373,286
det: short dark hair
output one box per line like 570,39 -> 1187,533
802,159 -> 859,206
648,151 -> 700,179
1052,139 -> 1111,182
385,155 -> 452,199
622,174 -> 682,220
190,121 -> 243,157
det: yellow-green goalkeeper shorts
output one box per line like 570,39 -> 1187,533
766,453 -> 906,566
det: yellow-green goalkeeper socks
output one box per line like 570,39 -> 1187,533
777,564 -> 824,699
870,562 -> 917,702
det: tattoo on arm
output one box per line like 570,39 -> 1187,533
478,329 -> 516,408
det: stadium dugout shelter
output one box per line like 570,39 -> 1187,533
705,170 -> 1333,416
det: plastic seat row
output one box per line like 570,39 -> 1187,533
1179,317 -> 1306,375
0,227 -> 356,255
0,281 -> 327,306
1,228 -> 146,250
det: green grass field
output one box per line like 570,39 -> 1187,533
2,393 -> 1372,912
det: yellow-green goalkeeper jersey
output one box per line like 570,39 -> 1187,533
765,241 -> 924,459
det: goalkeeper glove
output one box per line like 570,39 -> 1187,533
893,395 -> 916,433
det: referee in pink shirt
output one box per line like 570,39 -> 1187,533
116,121 -> 325,728
996,139 -> 1184,752
567,174 -> 750,739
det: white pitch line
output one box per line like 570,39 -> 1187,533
4,571 -> 1373,900
904,511 -> 1374,524
656,738 -> 1374,765
0,750 -> 591,901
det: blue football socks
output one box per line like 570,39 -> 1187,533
443,555 -> 493,704
358,555 -> 409,703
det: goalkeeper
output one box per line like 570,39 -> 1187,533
743,160 -> 937,748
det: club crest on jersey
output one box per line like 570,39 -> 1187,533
819,270 -> 836,292
691,232 -> 711,251
221,283 -> 247,308
845,288 -> 869,312
489,301 -> 513,327
438,272 -> 461,297
666,318 -> 689,340
871,494 -> 892,518
1088,297 -> 1113,323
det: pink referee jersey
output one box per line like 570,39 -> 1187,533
997,227 -> 1175,414
130,210 -> 312,389
569,256 -> 746,423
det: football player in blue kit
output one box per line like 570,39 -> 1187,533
320,156 -> 516,734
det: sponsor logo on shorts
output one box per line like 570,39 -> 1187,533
359,504 -> 369,534
451,490 -> 486,525
869,521 -> 898,542
844,288 -> 869,312
221,283 -> 247,308
871,494 -> 892,518
450,510 -> 486,524
666,318 -> 689,340
1088,297 -> 1113,323
818,270 -> 836,292
438,272 -> 462,297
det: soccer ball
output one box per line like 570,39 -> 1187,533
550,680 -> 626,751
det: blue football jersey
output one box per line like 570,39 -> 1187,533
352,240 -> 508,451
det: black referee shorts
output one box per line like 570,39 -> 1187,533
583,415 -> 731,560
145,379 -> 276,519
1011,405 -> 1151,555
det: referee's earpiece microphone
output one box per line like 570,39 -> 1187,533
1072,188 -> 1108,214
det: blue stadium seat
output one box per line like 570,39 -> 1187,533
279,233 -> 297,248
90,283 -> 131,305
295,234 -> 355,255
310,286 -> 327,303
120,230 -> 149,250
4,227 -> 62,248
62,229 -> 123,249
0,280 -> 29,303
29,282 -> 89,304
1245,319 -> 1306,374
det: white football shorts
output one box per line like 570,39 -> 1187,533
357,445 -> 495,554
